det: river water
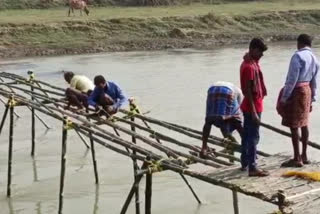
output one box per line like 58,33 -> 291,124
0,42 -> 320,214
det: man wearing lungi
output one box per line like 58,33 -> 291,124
240,38 -> 269,177
64,71 -> 94,111
200,81 -> 243,158
279,34 -> 319,167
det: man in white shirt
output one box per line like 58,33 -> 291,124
64,71 -> 95,110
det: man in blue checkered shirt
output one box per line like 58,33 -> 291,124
200,81 -> 243,158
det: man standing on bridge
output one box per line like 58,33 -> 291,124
278,34 -> 319,167
200,81 -> 243,158
240,38 -> 269,177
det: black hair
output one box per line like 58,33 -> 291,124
64,71 -> 74,82
94,75 -> 106,86
297,34 -> 312,47
249,38 -> 268,52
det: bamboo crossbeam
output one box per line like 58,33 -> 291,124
0,81 -> 65,97
114,116 -> 234,166
0,88 -> 190,173
26,94 -> 224,168
260,122 -> 320,150
120,110 -> 271,157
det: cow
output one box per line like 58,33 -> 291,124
68,0 -> 89,16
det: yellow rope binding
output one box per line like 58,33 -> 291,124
129,97 -> 141,116
63,118 -> 74,130
27,70 -> 35,83
8,96 -> 16,107
147,159 -> 164,173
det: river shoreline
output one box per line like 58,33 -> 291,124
1,8 -> 320,59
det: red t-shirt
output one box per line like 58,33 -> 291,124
240,58 -> 266,113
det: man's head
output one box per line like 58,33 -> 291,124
94,75 -> 106,89
297,34 -> 312,49
249,38 -> 268,61
64,71 -> 74,84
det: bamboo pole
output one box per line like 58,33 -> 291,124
7,98 -> 14,197
131,117 -> 141,214
28,106 -> 51,129
145,169 -> 152,214
97,119 -> 224,168
0,99 -> 9,135
31,84 -> 36,156
120,173 -> 144,214
121,111 -> 270,157
260,122 -> 320,150
0,97 -> 20,118
179,174 -> 201,204
89,131 -> 99,184
75,129 -> 90,149
116,116 -> 236,165
93,184 -> 99,214
232,190 -> 239,214
32,158 -> 39,182
121,161 -> 147,214
0,88 -> 214,169
58,117 -> 68,214
0,77 -> 20,118
125,106 -> 202,204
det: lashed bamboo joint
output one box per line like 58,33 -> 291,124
1,71 -> 320,214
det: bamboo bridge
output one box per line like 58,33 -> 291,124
0,71 -> 320,214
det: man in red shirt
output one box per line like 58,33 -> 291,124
240,38 -> 269,177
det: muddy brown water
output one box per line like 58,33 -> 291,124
0,42 -> 320,214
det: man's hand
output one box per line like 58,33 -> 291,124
252,113 -> 260,125
106,106 -> 117,115
277,101 -> 285,116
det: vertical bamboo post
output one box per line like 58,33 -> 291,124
227,135 -> 239,214
31,83 -> 36,156
87,111 -> 99,184
7,97 -> 14,197
120,174 -> 144,214
131,116 -> 141,214
58,117 -> 68,214
93,184 -> 99,214
89,132 -> 99,184
145,169 -> 152,214
120,162 -> 147,214
232,190 -> 239,214
0,100 -> 9,135
32,158 -> 39,182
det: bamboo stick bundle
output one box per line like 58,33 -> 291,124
0,71 -> 65,92
113,116 -> 238,164
119,109 -> 271,157
0,89 -> 185,166
0,87 -> 227,169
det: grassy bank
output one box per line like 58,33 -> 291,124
1,1 -> 320,58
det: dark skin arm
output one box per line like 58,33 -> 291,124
246,80 -> 260,124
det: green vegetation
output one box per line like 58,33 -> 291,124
1,1 -> 320,58
1,1 -> 320,24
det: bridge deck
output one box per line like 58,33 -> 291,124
195,154 -> 320,214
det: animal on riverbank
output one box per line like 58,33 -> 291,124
68,0 -> 89,16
